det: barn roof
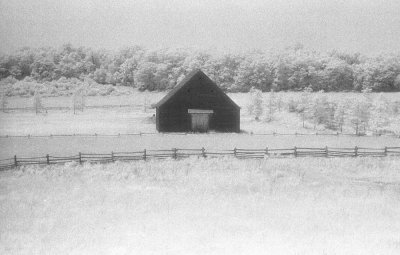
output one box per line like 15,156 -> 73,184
155,69 -> 240,109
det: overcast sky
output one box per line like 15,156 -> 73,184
1,0 -> 399,54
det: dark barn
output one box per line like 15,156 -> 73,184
155,70 -> 240,133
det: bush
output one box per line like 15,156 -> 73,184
287,98 -> 298,112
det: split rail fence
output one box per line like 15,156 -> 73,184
1,146 -> 400,171
1,132 -> 399,139
3,104 -> 144,112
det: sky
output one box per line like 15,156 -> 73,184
0,0 -> 399,54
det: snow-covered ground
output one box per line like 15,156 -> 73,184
1,157 -> 400,255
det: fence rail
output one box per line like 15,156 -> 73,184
1,146 -> 400,171
2,104 -> 146,112
0,132 -> 399,139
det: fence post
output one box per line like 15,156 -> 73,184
294,147 -> 297,157
264,147 -> 269,159
46,154 -> 50,164
111,151 -> 114,162
384,147 -> 387,157
201,147 -> 206,158
173,148 -> 177,159
234,147 -> 237,157
14,155 -> 17,167
354,146 -> 358,157
143,149 -> 146,161
325,146 -> 328,157
79,152 -> 82,164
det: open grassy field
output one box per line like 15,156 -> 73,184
0,134 -> 399,159
1,157 -> 400,255
4,91 -> 400,111
0,108 -> 332,136
1,92 -> 400,136
1,93 -> 399,255
1,92 -> 399,159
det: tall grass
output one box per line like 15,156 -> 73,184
1,157 -> 400,254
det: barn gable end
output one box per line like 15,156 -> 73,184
155,70 -> 240,133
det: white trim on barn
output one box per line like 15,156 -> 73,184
188,109 -> 214,114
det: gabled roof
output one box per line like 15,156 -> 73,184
154,69 -> 200,108
155,69 -> 240,109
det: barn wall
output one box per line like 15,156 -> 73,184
157,106 -> 190,132
156,72 -> 240,132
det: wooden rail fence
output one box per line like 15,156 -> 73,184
2,104 -> 145,112
1,132 -> 399,139
1,146 -> 399,171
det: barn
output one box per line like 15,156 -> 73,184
155,70 -> 240,133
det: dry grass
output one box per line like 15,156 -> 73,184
1,157 -> 400,255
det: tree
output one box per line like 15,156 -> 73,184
204,54 -> 241,91
134,62 -> 158,91
233,54 -> 273,92
92,67 -> 108,84
395,74 -> 400,90
0,93 -> 8,112
354,57 -> 400,92
334,100 -> 349,132
296,87 -> 313,127
0,44 -> 399,93
72,87 -> 86,114
274,92 -> 283,112
265,89 -> 276,122
273,60 -> 293,91
33,90 -> 43,114
319,59 -> 354,91
307,93 -> 335,129
30,57 -> 56,81
119,58 -> 138,87
369,94 -> 390,135
348,96 -> 371,135
248,87 -> 263,120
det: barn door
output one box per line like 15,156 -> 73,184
191,113 -> 210,132
188,109 -> 214,133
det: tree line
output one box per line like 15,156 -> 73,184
1,44 -> 400,92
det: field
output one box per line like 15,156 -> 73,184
1,157 -> 400,255
1,134 -> 400,159
1,92 -> 399,159
2,92 -> 400,135
1,93 -> 400,254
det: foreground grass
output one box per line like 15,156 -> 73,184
1,157 -> 400,255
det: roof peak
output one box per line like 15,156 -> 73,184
154,69 -> 240,109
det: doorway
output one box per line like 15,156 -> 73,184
188,109 -> 213,133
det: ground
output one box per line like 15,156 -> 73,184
1,92 -> 400,254
1,157 -> 400,255
0,93 -> 399,158
2,92 -> 400,136
0,133 -> 399,159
